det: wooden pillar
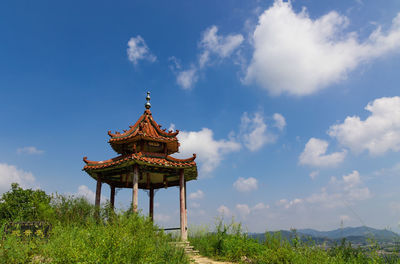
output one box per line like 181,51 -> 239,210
132,165 -> 139,213
184,179 -> 187,234
95,174 -> 102,208
179,169 -> 187,241
149,187 -> 154,221
110,185 -> 115,209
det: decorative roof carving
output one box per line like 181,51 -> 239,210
83,152 -> 196,170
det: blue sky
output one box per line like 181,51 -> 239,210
1,0 -> 400,233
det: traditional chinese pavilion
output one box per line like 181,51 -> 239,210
82,92 -> 197,240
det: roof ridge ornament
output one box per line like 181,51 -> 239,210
145,91 -> 151,110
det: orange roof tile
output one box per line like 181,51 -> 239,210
108,109 -> 179,143
83,152 -> 196,171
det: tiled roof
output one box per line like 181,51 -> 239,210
108,109 -> 179,143
83,152 -> 196,171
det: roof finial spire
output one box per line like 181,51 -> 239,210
145,91 -> 151,109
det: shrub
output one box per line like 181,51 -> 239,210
0,183 -> 54,224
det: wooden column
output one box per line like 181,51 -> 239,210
95,174 -> 102,208
149,187 -> 154,221
110,185 -> 115,210
184,179 -> 187,234
132,165 -> 139,213
179,169 -> 187,241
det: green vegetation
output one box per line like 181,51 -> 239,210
1,184 -> 399,263
189,218 -> 400,264
0,184 -> 188,264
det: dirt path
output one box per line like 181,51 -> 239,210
189,254 -> 235,264
170,241 -> 236,264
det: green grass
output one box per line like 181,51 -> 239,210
1,184 -> 399,263
0,184 -> 189,264
189,218 -> 400,264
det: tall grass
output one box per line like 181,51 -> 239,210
0,187 -> 189,264
189,218 -> 400,264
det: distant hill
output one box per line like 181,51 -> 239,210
298,226 -> 400,243
250,226 -> 400,245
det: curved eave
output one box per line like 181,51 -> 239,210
107,110 -> 179,143
83,152 -> 197,171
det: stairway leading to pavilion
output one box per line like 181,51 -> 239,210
169,241 -> 200,256
169,241 -> 235,264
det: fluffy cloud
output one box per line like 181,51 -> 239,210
240,112 -> 276,151
276,198 -> 303,209
199,25 -> 244,68
176,128 -> 241,174
328,97 -> 400,155
252,202 -> 269,211
0,163 -> 37,194
306,170 -> 371,208
299,138 -> 347,167
17,146 -> 44,155
189,190 -> 204,200
217,205 -> 231,216
236,203 -> 270,218
233,177 -> 258,192
174,25 -> 243,90
245,0 -> 400,96
127,36 -> 156,65
176,67 -> 198,90
273,113 -> 286,131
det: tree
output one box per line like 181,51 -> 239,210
0,183 -> 53,223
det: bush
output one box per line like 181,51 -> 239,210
0,183 -> 54,224
0,184 -> 189,264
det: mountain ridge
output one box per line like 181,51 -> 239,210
250,226 -> 400,245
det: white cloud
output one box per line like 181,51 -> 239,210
236,204 -> 251,217
273,113 -> 286,131
189,190 -> 204,200
233,177 -> 258,192
75,185 -> 106,204
127,36 -> 156,65
176,128 -> 241,174
240,112 -> 276,151
0,163 -> 37,194
276,198 -> 303,209
217,205 -> 231,216
245,0 -> 400,96
199,25 -> 244,68
176,67 -> 198,90
309,170 -> 319,180
328,97 -> 400,155
174,25 -> 243,90
342,170 -> 361,190
235,203 -> 270,219
253,202 -> 269,211
306,170 -> 371,208
299,138 -> 347,167
17,146 -> 44,155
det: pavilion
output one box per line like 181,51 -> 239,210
82,92 -> 197,240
